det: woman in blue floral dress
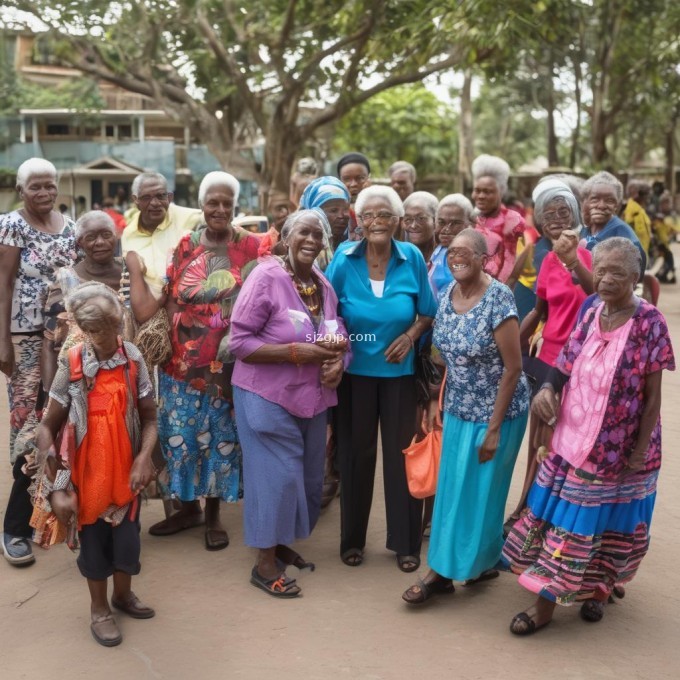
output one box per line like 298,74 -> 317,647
402,228 -> 529,604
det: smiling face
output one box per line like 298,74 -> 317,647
321,198 -> 350,240
390,170 -> 414,201
540,198 -> 573,242
472,176 -> 502,216
587,183 -> 619,229
19,173 -> 59,215
202,185 -> 235,234
403,199 -> 435,246
339,163 -> 369,201
78,216 -> 117,264
436,204 -> 470,247
133,178 -> 172,228
447,233 -> 485,283
286,214 -> 325,269
593,249 -> 638,306
357,197 -> 400,247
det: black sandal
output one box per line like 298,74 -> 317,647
276,545 -> 315,571
580,599 -> 605,622
463,569 -> 500,586
397,554 -> 421,573
509,611 -> 551,636
341,548 -> 364,567
402,577 -> 455,605
250,567 -> 301,598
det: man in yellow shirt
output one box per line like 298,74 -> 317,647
623,179 -> 652,256
122,172 -> 202,298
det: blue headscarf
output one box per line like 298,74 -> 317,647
299,176 -> 350,210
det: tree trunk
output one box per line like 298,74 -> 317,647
546,71 -> 560,167
665,113 -> 678,194
569,52 -> 582,170
457,68 -> 474,193
261,118 -> 301,209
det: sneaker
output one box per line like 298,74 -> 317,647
2,533 -> 36,566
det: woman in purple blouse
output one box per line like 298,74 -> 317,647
230,210 -> 349,598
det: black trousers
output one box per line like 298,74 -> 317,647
337,373 -> 422,557
3,454 -> 33,538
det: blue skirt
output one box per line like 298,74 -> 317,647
428,410 -> 528,580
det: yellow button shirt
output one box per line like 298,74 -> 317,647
623,198 -> 651,253
122,203 -> 203,298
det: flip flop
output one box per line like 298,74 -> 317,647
509,611 -> 551,636
204,528 -> 229,551
341,548 -> 363,567
148,512 -> 205,536
463,569 -> 500,586
250,566 -> 301,598
402,577 -> 455,605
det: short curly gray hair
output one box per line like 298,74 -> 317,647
403,191 -> 438,218
131,171 -> 168,197
592,237 -> 641,279
437,194 -> 476,222
74,210 -> 116,241
16,157 -> 58,188
198,171 -> 240,207
280,209 -> 331,248
582,171 -> 624,204
355,186 -> 404,218
471,154 -> 510,196
452,227 -> 488,256
66,281 -> 123,334
389,161 -> 416,182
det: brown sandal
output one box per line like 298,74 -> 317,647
402,577 -> 455,605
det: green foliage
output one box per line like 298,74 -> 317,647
332,84 -> 457,177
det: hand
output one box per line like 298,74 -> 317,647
478,428 -> 499,464
420,399 -> 440,434
315,334 -> 348,353
0,340 -> 15,378
320,357 -> 344,389
622,450 -> 646,477
531,387 -> 560,425
129,454 -> 156,493
50,489 -> 77,525
124,250 -> 147,275
384,333 -> 413,364
292,342 -> 342,365
532,420 -> 554,456
553,230 -> 579,265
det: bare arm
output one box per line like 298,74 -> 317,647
243,342 -> 342,365
129,396 -> 158,492
125,251 -> 165,323
385,315 -> 434,363
40,337 -> 58,393
35,400 -> 69,480
0,244 -> 20,377
626,370 -> 663,473
505,242 -> 532,290
478,317 -> 523,463
519,298 -> 547,353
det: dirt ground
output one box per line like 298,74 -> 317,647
2,280 -> 680,680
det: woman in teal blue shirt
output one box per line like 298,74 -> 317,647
326,186 -> 437,572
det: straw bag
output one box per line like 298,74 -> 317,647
403,374 -> 445,499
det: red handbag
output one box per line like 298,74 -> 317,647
403,374 -> 445,499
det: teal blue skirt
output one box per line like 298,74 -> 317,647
428,410 -> 528,581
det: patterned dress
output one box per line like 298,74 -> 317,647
158,226 -> 259,502
475,205 -> 525,284
502,300 -> 675,604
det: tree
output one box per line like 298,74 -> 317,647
1,0 -> 573,193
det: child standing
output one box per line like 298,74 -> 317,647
36,282 -> 157,647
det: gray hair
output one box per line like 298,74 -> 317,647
534,187 -> 583,233
471,154 -> 510,195
74,210 -> 116,241
16,157 -> 58,188
626,178 -> 651,198
198,171 -> 240,207
296,157 -> 318,175
403,191 -> 438,217
389,161 -> 416,182
437,193 -> 476,222
65,281 -> 123,333
280,209 -> 331,248
453,227 -> 488,256
355,186 -> 404,218
592,237 -> 641,278
582,171 -> 624,203
131,172 -> 168,197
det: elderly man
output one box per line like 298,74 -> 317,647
623,179 -> 652,255
121,172 -> 202,298
389,161 -> 416,201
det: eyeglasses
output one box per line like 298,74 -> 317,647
447,247 -> 482,258
402,214 -> 433,227
137,192 -> 170,205
436,219 -> 467,232
542,207 -> 571,223
358,211 -> 397,224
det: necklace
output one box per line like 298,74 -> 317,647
600,300 -> 637,331
284,260 -> 320,314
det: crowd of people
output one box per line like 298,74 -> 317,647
0,153 -> 675,647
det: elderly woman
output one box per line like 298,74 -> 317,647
503,237 -> 674,634
0,157 -> 77,566
326,186 -> 437,572
300,176 -> 351,253
337,152 -> 371,241
471,154 -> 526,286
42,211 -> 148,390
132,171 -> 260,550
581,171 -> 646,272
402,229 -> 529,604
430,194 -> 475,299
229,210 -> 349,597
403,191 -> 438,265
505,184 -> 594,529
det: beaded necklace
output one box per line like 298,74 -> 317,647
284,259 -> 320,314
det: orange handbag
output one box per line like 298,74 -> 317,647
403,374 -> 445,499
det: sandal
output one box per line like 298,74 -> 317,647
463,569 -> 500,586
204,528 -> 229,551
397,554 -> 421,573
148,511 -> 204,536
509,611 -> 551,636
90,613 -> 123,647
580,599 -> 605,622
250,566 -> 301,598
341,548 -> 364,567
402,577 -> 455,605
276,545 -> 315,571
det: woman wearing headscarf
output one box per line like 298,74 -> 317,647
471,154 -> 526,286
0,157 -> 77,566
299,176 -> 351,253
230,210 -> 349,597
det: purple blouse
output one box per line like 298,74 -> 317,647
229,258 -> 349,418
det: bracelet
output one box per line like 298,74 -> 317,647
403,333 -> 414,349
289,342 -> 300,366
